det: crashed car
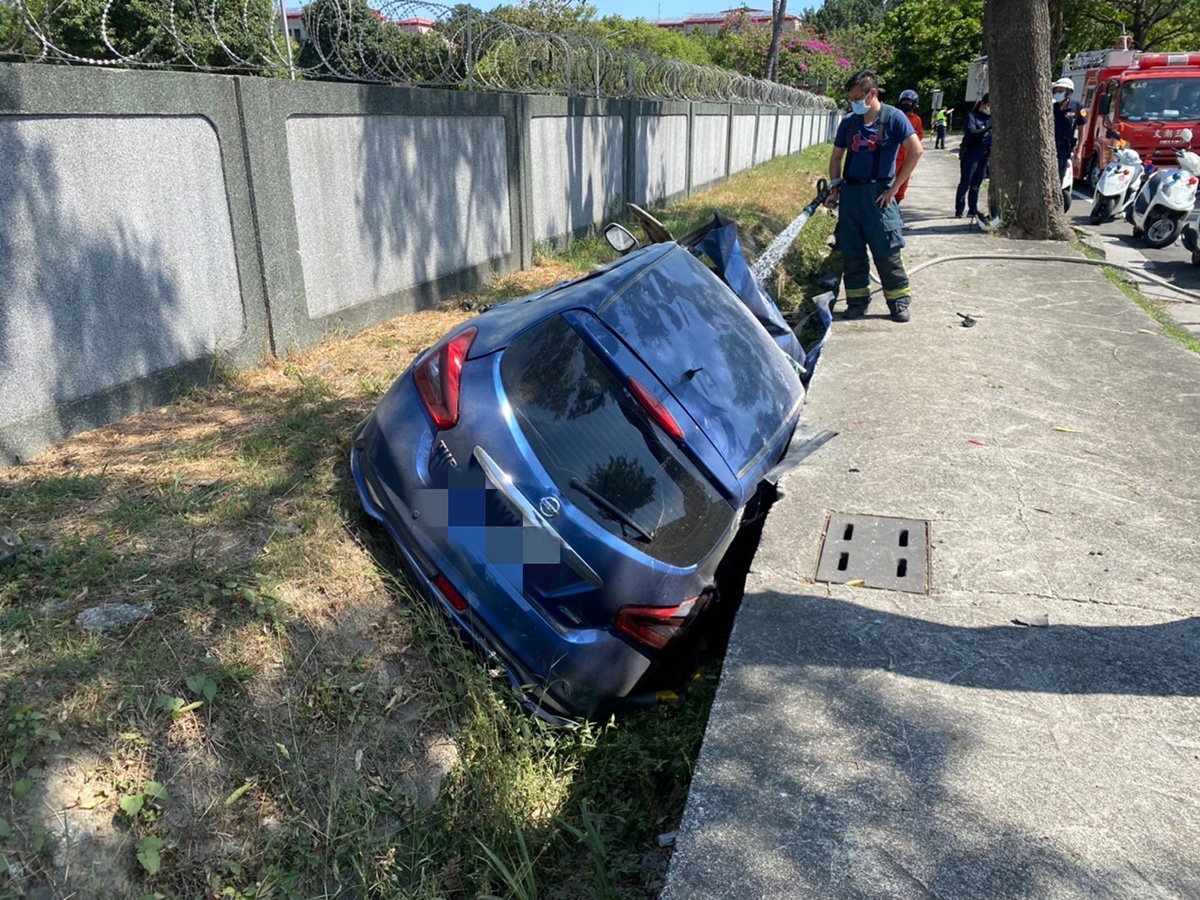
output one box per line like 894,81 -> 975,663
351,206 -> 832,722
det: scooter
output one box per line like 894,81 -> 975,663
1089,143 -> 1145,224
1128,128 -> 1200,248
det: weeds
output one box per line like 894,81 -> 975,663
1076,239 -> 1200,355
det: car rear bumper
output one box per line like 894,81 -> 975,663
351,421 -> 651,721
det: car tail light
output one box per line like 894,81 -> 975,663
627,377 -> 684,441
435,574 -> 469,612
616,596 -> 701,650
414,327 -> 477,430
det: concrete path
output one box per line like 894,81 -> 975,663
663,141 -> 1200,898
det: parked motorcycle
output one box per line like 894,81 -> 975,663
1128,128 -> 1200,248
1089,143 -> 1145,225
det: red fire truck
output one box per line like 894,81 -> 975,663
1064,46 -> 1200,182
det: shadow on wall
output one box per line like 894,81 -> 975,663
341,107 -> 511,317
526,112 -> 624,243
635,113 -> 688,208
558,113 -> 622,240
668,591 -> 1200,899
0,98 -> 238,462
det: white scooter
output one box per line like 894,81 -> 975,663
1128,128 -> 1200,248
1089,143 -> 1145,225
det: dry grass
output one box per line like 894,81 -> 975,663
0,147 -> 834,899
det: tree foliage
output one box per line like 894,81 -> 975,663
1,0 -> 24,56
708,14 -> 855,91
18,0 -> 286,68
876,0 -> 984,110
1067,0 -> 1200,52
802,0 -> 888,35
300,0 -> 454,82
588,15 -> 712,67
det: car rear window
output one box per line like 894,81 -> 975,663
501,315 -> 735,568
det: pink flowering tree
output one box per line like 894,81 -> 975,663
711,17 -> 856,95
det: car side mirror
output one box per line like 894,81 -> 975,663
604,223 -> 640,255
1099,94 -> 1112,116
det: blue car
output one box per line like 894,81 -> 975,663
351,212 -> 832,722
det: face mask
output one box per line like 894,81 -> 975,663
851,97 -> 870,115
1053,92 -> 1066,103
899,100 -> 914,112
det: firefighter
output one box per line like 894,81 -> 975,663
824,71 -> 923,322
955,94 -> 991,218
895,89 -> 925,204
1053,76 -> 1088,181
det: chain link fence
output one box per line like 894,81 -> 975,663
0,0 -> 832,107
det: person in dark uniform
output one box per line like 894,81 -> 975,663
1052,76 -> 1088,181
955,94 -> 992,218
824,70 -> 923,322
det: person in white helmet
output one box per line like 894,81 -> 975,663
1052,76 -> 1088,182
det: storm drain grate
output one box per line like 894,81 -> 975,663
815,513 -> 930,593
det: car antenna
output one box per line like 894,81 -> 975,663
684,366 -> 705,380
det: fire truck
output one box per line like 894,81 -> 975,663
1063,45 -> 1200,182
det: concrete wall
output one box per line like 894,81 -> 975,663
754,113 -> 777,165
730,113 -> 757,174
691,113 -> 729,192
1,115 -> 244,435
0,63 -> 838,465
790,114 -> 805,154
0,65 -> 269,465
287,114 -> 513,319
634,113 -> 689,206
529,112 -> 624,243
775,115 -> 792,158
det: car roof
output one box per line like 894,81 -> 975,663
467,243 -> 678,358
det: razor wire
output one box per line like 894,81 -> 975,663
0,0 -> 833,107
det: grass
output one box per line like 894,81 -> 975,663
521,143 -> 842,320
0,147 -> 834,899
1074,238 -> 1200,355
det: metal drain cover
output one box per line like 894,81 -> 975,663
815,513 -> 930,593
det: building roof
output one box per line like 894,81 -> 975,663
657,8 -> 800,25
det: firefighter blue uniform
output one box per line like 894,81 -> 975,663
955,106 -> 992,217
1054,98 -> 1087,180
833,104 -> 916,315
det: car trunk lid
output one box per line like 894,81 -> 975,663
595,245 -> 803,481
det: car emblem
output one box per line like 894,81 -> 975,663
538,495 -> 561,518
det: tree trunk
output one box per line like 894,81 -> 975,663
766,0 -> 787,83
1133,5 -> 1148,49
984,0 -> 1073,240
1048,0 -> 1064,68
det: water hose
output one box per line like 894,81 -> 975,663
759,188 -> 1200,307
